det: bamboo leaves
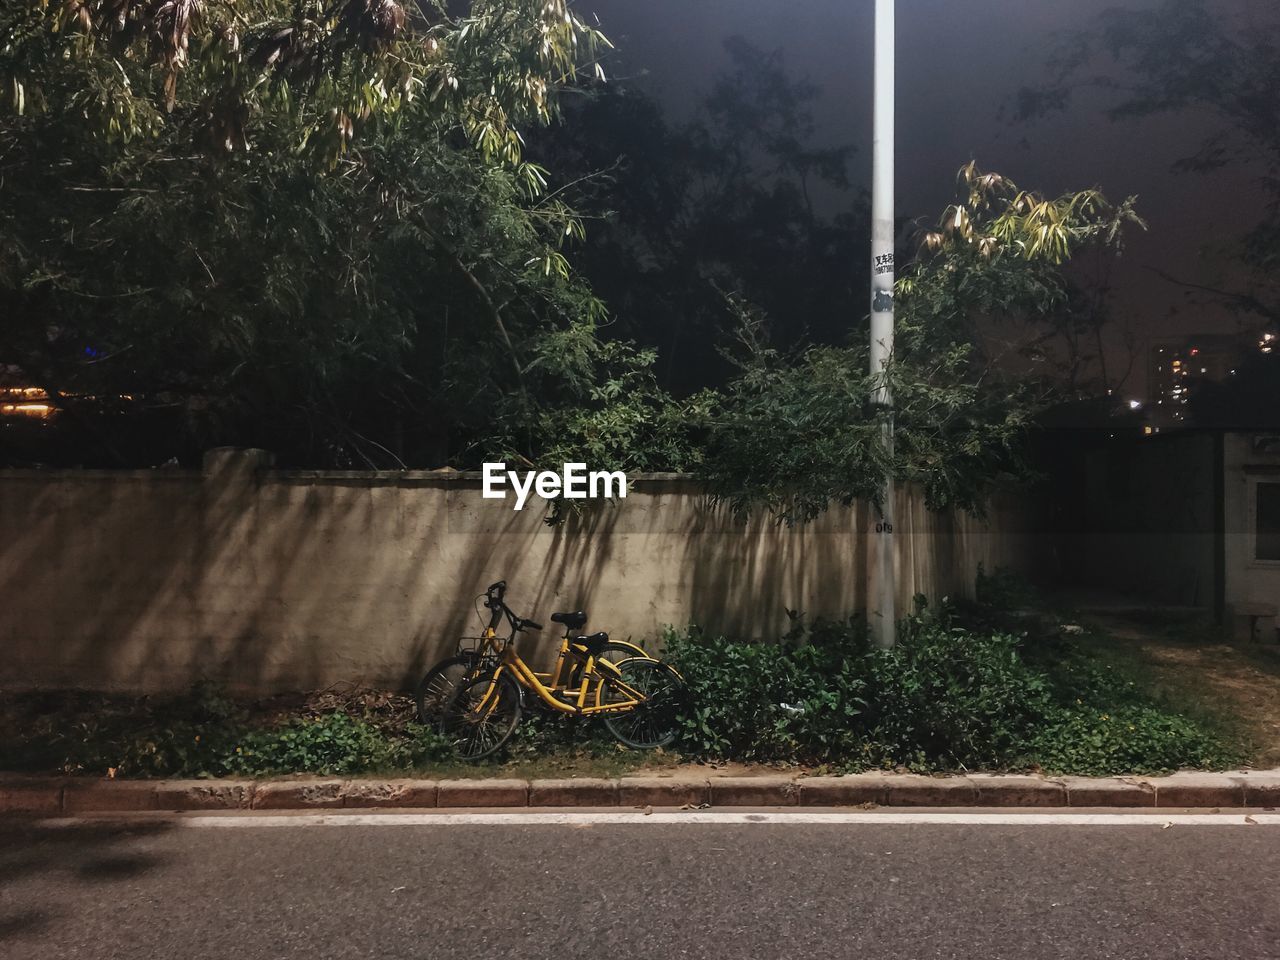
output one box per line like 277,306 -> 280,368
8,0 -> 609,167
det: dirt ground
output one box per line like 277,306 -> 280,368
1083,611 -> 1280,768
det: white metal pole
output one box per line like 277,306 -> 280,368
868,0 -> 896,649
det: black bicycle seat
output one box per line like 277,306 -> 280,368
551,611 -> 588,630
570,631 -> 609,658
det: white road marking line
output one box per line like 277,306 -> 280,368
35,811 -> 1280,828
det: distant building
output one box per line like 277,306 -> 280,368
1147,334 -> 1251,427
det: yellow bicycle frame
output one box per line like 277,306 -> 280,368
497,650 -> 646,715
456,615 -> 680,725
463,633 -> 650,718
468,626 -> 651,689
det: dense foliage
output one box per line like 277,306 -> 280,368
0,598 -> 1243,778
663,601 -> 1240,775
699,164 -> 1143,520
0,0 -> 683,469
1,4 -> 1145,519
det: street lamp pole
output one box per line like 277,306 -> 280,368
868,0 -> 896,649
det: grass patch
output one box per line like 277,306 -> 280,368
0,685 -> 445,779
1,589 -> 1259,780
1067,612 -> 1280,768
0,684 -> 667,781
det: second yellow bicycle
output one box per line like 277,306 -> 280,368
437,581 -> 685,760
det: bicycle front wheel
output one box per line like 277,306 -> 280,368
598,658 -> 684,750
439,672 -> 522,760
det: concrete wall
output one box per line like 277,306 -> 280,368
1052,433 -> 1218,606
0,450 -> 1035,694
1223,433 -> 1280,628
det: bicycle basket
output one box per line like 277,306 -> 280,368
454,637 -> 488,657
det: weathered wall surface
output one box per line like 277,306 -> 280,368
1051,433 -> 1218,606
1223,432 -> 1280,620
0,450 -> 1036,694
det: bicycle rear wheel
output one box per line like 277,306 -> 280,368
414,654 -> 478,723
598,659 -> 684,750
438,672 -> 522,760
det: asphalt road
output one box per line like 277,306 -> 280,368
2,813 -> 1278,960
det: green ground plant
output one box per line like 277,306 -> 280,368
0,592 -> 1247,779
224,713 -> 452,778
662,598 -> 1243,775
974,564 -> 1043,611
0,687 -> 452,779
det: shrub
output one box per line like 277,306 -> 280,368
858,614 -> 1052,771
664,607 -> 1050,768
664,623 -> 868,762
664,602 -> 1244,774
0,707 -> 244,779
974,564 -> 1041,611
1,614 -> 1248,778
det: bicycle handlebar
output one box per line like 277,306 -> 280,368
482,580 -> 539,633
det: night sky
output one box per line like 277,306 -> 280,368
581,0 -> 1267,399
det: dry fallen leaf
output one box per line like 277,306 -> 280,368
1244,815 -> 1258,825
1161,821 -> 1173,830
643,805 -> 653,816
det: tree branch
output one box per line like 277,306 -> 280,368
1144,265 -> 1279,323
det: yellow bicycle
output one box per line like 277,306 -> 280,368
438,581 -> 685,760
414,584 -> 651,723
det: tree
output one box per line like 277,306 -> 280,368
0,0 -> 650,468
701,163 -> 1145,522
527,37 -> 868,394
1018,0 -> 1280,329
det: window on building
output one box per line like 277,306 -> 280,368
1257,482 -> 1280,561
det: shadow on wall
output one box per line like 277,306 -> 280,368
0,452 -> 1035,695
0,466 -> 208,695
679,486 -> 868,639
899,488 -> 1035,615
0,450 -> 634,695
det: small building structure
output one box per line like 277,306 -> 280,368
1051,429 -> 1280,640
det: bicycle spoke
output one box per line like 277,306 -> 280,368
601,660 -> 682,750
441,673 -> 521,760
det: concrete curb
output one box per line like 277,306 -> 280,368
4,771 -> 1279,815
